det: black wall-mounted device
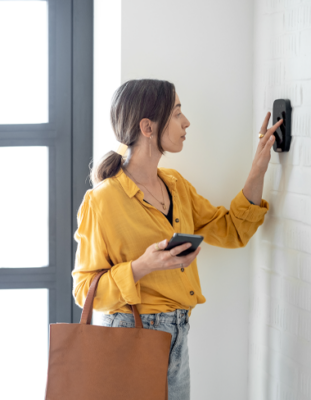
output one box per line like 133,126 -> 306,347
272,99 -> 292,153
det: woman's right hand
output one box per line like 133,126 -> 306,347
131,239 -> 201,282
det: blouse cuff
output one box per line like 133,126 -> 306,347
230,189 -> 270,222
110,261 -> 142,305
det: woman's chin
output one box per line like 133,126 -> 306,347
163,142 -> 184,153
173,145 -> 184,153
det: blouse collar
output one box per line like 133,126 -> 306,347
115,167 -> 178,199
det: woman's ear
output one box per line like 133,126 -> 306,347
139,118 -> 154,138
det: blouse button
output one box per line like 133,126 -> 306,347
175,218 -> 179,223
190,291 -> 194,295
181,268 -> 185,272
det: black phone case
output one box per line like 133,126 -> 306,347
165,233 -> 204,257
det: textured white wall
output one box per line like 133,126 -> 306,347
121,1 -> 253,399
250,0 -> 311,399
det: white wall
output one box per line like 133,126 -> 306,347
120,1 -> 254,399
250,1 -> 311,399
93,0 -> 121,164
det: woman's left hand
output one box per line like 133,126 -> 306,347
251,112 -> 283,175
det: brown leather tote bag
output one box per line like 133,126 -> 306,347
44,269 -> 172,399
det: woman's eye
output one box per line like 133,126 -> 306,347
177,113 -> 181,116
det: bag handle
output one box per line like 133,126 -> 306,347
79,269 -> 143,328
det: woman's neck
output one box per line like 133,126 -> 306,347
122,147 -> 162,186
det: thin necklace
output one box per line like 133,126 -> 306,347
123,168 -> 166,211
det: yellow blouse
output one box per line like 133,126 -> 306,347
72,167 -> 269,317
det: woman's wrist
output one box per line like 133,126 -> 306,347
131,259 -> 150,283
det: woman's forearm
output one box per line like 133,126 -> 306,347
242,168 -> 265,206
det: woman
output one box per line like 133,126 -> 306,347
72,79 -> 282,399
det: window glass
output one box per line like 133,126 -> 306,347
0,146 -> 49,268
0,1 -> 49,124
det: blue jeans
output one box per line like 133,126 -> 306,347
93,308 -> 191,400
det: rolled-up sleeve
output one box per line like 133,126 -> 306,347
185,178 -> 269,248
72,191 -> 141,312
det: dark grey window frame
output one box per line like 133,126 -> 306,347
72,0 -> 94,323
0,0 -> 93,328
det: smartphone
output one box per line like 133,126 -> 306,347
165,233 -> 204,257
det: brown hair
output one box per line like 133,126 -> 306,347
89,79 -> 176,186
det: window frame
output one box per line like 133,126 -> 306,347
0,0 -> 93,328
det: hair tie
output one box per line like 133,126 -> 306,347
112,139 -> 128,156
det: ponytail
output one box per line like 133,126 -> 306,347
90,151 -> 125,187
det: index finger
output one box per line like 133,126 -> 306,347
268,118 -> 283,134
263,118 -> 283,143
168,242 -> 192,256
176,246 -> 201,261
